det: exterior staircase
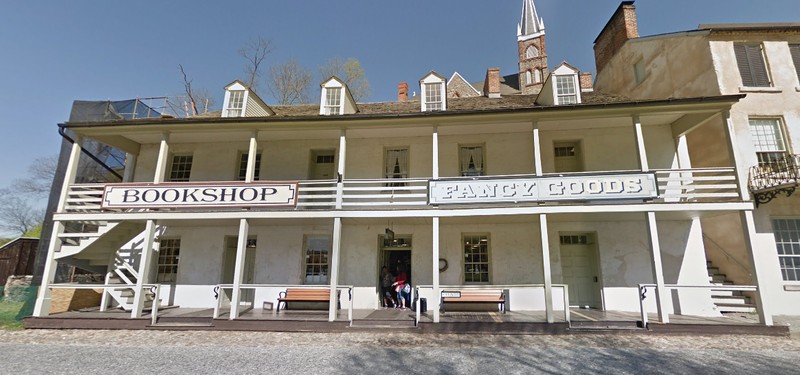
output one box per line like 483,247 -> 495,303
707,261 -> 756,313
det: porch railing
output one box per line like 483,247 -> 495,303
653,167 -> 740,202
637,284 -> 757,327
45,283 -> 161,325
212,284 -> 353,322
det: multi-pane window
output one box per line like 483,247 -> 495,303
555,75 -> 577,104
460,145 -> 485,176
464,234 -> 489,283
157,239 -> 180,283
749,118 -> 788,165
425,83 -> 443,111
734,44 -> 771,87
237,152 -> 261,181
385,148 -> 409,179
324,88 -> 341,115
226,90 -> 245,117
560,235 -> 589,245
790,44 -> 800,83
771,219 -> 800,281
304,236 -> 330,285
169,154 -> 193,182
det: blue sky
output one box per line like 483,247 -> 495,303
0,0 -> 798,191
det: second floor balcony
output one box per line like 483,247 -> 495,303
748,154 -> 800,206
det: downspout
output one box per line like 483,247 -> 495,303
58,126 -> 123,181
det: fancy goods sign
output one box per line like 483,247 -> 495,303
102,182 -> 298,209
429,173 -> 657,205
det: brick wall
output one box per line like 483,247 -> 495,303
594,1 -> 638,74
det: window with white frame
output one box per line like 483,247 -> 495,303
749,118 -> 788,165
303,235 -> 331,285
526,45 -> 539,59
555,75 -> 578,104
324,87 -> 341,115
226,90 -> 245,117
633,59 -> 646,84
385,148 -> 409,179
525,70 -> 532,85
734,44 -> 771,87
459,145 -> 485,176
157,238 -> 180,283
237,152 -> 261,181
463,234 -> 490,283
534,69 -> 542,83
771,218 -> 800,281
168,154 -> 193,182
424,83 -> 443,111
790,44 -> 800,83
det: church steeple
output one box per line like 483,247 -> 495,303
517,0 -> 548,95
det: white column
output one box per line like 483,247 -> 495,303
328,217 -> 343,322
739,211 -> 774,326
336,130 -> 346,209
34,137 -> 84,316
245,130 -> 258,182
131,220 -> 157,318
122,153 -> 137,182
230,219 -> 250,319
540,214 -> 554,323
721,110 -> 750,200
675,135 -> 692,169
633,115 -> 649,171
432,126 -> 439,179
153,131 -> 170,184
432,217 -> 441,323
645,211 -> 669,323
532,121 -> 543,176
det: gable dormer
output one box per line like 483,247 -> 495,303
535,62 -> 581,106
420,71 -> 447,112
319,76 -> 358,115
222,80 -> 274,118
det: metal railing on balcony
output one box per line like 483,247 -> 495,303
748,154 -> 800,206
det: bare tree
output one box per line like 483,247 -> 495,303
12,155 -> 58,196
0,189 -> 44,235
179,64 -> 199,116
319,57 -> 371,102
239,37 -> 274,92
269,59 -> 312,105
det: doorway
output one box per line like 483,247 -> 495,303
380,235 -> 412,290
310,150 -> 336,180
559,233 -> 601,308
222,237 -> 256,304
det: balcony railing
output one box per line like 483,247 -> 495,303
61,168 -> 743,214
748,154 -> 800,206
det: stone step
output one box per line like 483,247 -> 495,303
707,267 -> 720,276
710,289 -> 741,297
709,274 -> 728,283
715,303 -> 757,313
349,319 -> 417,328
712,295 -> 750,305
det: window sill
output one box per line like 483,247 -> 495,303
739,86 -> 782,93
784,284 -> 800,292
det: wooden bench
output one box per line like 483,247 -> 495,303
276,288 -> 339,312
440,289 -> 505,314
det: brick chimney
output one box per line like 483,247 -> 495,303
398,82 -> 409,102
579,72 -> 594,92
483,68 -> 501,98
593,1 -> 639,74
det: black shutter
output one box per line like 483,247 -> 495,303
790,44 -> 800,83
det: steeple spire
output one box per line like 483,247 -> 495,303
517,0 -> 545,41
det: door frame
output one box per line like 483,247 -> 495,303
558,231 -> 602,309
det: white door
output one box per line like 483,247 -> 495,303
310,150 -> 336,180
559,235 -> 600,308
222,239 -> 256,303
554,141 -> 583,173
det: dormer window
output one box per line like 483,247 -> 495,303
420,71 -> 447,112
319,76 -> 358,116
226,90 -> 245,117
324,87 -> 342,115
555,75 -> 577,104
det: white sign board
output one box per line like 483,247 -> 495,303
102,182 -> 298,209
429,173 -> 657,205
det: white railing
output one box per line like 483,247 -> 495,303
654,168 -> 740,202
342,178 -> 429,207
212,284 -> 353,322
47,283 -> 161,325
414,284 -> 570,325
637,283 -> 757,327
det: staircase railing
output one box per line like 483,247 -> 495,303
702,233 -> 753,279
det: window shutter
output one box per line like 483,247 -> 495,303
735,44 -> 770,87
790,44 -> 800,82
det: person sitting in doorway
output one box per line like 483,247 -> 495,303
381,266 -> 395,308
392,266 -> 408,310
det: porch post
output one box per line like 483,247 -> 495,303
739,211 -> 774,325
153,131 -> 170,184
432,217 -> 441,323
122,153 -> 137,182
336,129 -> 346,209
329,217 -> 343,322
532,121 -> 543,175
432,126 -> 439,179
721,110 -> 750,201
675,135 -> 692,169
540,214 -> 554,323
632,115 -> 649,171
645,211 -> 669,323
229,219 -> 250,319
131,220 -> 157,318
34,136 -> 84,317
245,130 -> 258,182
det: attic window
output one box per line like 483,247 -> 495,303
424,83 -> 443,111
226,90 -> 245,117
324,87 -> 342,115
555,75 -> 578,105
